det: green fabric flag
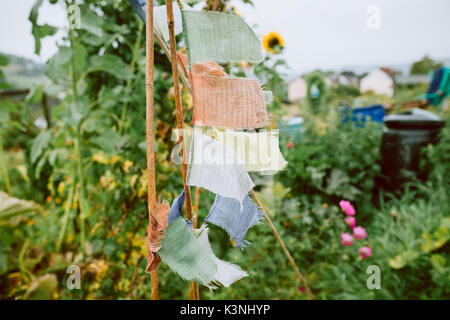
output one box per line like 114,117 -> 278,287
181,10 -> 263,65
158,217 -> 218,287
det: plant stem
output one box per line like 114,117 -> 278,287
0,137 -> 12,194
18,239 -> 34,281
56,180 -> 76,253
119,19 -> 144,135
67,10 -> 87,255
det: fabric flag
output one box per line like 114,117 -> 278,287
158,217 -> 218,287
146,202 -> 170,273
191,72 -> 269,129
178,52 -> 272,105
213,128 -> 288,173
168,190 -> 186,224
128,0 -> 182,42
158,217 -> 247,289
205,194 -> 264,250
177,52 -> 227,78
154,2 -> 183,42
181,10 -> 263,65
196,225 -> 248,287
187,129 -> 254,208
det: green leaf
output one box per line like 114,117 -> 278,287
29,0 -> 43,25
26,85 -> 44,104
80,7 -> 103,37
433,225 -> 449,249
430,254 -> 446,274
0,100 -> 13,124
24,274 -> 58,300
326,168 -> 349,194
389,250 -> 419,269
30,130 -> 52,164
29,0 -> 57,55
45,47 -> 72,83
0,54 -> 10,66
91,130 -> 121,154
88,55 -> 133,80
32,24 -> 58,55
72,43 -> 88,75
0,192 -> 41,220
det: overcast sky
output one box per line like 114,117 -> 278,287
1,0 -> 449,76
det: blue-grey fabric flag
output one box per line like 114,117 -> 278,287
168,190 -> 194,228
168,190 -> 186,224
205,194 -> 264,250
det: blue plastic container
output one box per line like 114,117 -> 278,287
342,105 -> 385,126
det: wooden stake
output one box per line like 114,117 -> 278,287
166,0 -> 198,300
250,190 -> 314,300
145,0 -> 159,301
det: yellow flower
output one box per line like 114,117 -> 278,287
262,31 -> 284,54
109,155 -> 121,164
57,182 -> 65,194
123,160 -> 133,173
92,152 -> 109,164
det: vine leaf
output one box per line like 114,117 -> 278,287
29,0 -> 58,55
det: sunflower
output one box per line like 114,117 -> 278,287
262,31 -> 284,54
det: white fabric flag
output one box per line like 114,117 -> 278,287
154,2 -> 183,42
213,128 -> 288,173
187,129 -> 254,207
196,225 -> 248,288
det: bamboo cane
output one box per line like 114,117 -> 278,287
145,0 -> 159,301
165,0 -> 198,300
250,190 -> 314,299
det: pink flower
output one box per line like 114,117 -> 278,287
298,286 -> 305,294
339,200 -> 355,216
286,142 -> 294,149
341,233 -> 353,246
344,216 -> 356,228
353,226 -> 367,240
358,246 -> 372,259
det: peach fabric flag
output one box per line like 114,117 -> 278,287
177,52 -> 226,78
191,73 -> 269,129
177,52 -> 269,129
145,202 -> 170,273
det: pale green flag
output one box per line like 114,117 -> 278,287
158,217 -> 217,286
181,10 -> 263,65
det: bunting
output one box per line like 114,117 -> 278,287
158,198 -> 247,289
145,202 -> 170,273
187,130 -> 254,208
127,0 -> 183,42
205,194 -> 264,250
129,2 -> 291,293
158,217 -> 218,287
191,72 -> 269,129
196,225 -> 248,287
213,128 -> 288,173
181,10 -> 263,65
154,2 -> 183,42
